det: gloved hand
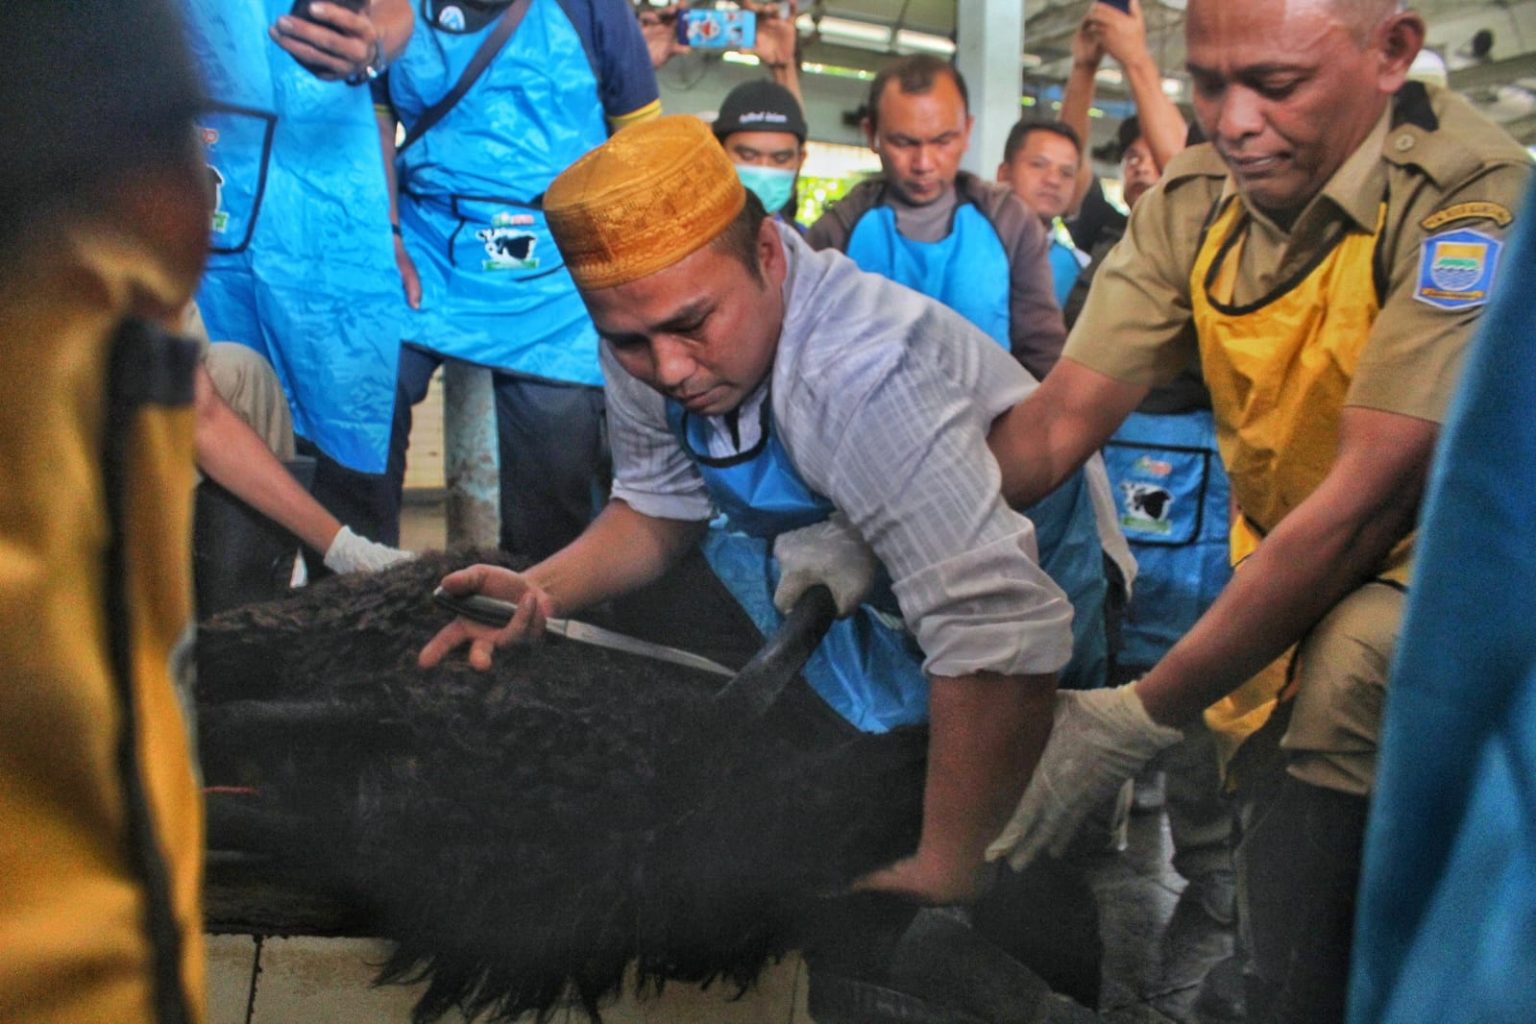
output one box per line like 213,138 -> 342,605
772,514 -> 877,617
986,681 -> 1181,870
322,525 -> 415,574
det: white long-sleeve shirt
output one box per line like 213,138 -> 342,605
603,225 -> 1075,679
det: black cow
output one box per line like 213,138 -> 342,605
1121,481 -> 1172,522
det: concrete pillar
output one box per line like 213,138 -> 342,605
441,360 -> 500,548
955,0 -> 1024,177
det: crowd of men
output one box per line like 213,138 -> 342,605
2,0 -> 1531,1022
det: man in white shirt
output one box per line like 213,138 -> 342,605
421,113 -> 1079,904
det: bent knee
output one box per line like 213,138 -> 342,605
1281,582 -> 1404,796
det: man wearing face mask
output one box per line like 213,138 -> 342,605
713,79 -> 808,234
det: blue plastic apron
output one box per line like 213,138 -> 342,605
666,399 -> 929,733
182,0 -> 404,473
1047,236 -> 1084,308
1102,409 -> 1232,670
843,200 -> 1108,689
846,202 -> 1012,348
389,0 -> 607,384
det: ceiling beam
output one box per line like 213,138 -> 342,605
1447,52 -> 1536,93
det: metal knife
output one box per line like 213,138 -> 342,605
431,587 -> 735,679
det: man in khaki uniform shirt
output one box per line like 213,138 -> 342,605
983,0 -> 1530,1019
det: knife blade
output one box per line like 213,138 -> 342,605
432,587 -> 735,679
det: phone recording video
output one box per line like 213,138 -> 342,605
289,0 -> 368,24
675,8 -> 757,50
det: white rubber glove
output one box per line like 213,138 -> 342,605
322,525 -> 415,575
772,514 -> 877,617
986,681 -> 1182,870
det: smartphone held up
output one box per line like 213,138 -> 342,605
289,0 -> 367,23
674,8 -> 757,50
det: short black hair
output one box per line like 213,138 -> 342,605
866,55 -> 969,133
1001,120 -> 1083,165
709,190 -> 769,281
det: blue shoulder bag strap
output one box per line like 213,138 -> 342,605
396,0 -> 531,155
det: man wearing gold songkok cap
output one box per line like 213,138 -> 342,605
420,114 -> 1084,907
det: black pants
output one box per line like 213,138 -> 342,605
297,437 -> 401,548
387,343 -> 608,560
1231,705 -> 1370,1024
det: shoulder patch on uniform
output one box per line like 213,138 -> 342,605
1415,228 -> 1503,311
1421,202 -> 1514,232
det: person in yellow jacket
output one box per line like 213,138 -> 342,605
980,0 -> 1531,1019
0,1 -> 214,1021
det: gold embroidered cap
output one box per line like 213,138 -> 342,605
545,115 -> 746,290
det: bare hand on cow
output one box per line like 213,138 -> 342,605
418,564 -> 557,671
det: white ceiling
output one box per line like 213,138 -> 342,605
791,0 -> 1536,143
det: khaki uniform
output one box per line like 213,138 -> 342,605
181,303 -> 298,462
1067,83 -> 1531,793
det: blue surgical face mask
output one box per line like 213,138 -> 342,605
734,165 -> 797,215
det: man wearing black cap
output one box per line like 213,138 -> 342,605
713,79 -> 809,232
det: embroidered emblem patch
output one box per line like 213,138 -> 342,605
1421,202 -> 1513,232
1415,228 -> 1502,311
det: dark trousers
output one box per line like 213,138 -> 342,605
389,343 -> 609,560
1231,704 -> 1370,1024
297,437 -> 401,548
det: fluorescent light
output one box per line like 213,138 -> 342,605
801,61 -> 877,82
808,15 -> 893,46
1095,67 -> 1124,85
1161,76 -> 1184,98
795,12 -> 954,57
895,29 -> 955,56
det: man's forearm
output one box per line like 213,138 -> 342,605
371,0 -> 413,62
916,671 -> 1056,890
1060,60 -> 1099,212
989,357 -> 1147,509
525,499 -> 705,617
1119,51 -> 1187,172
194,368 -> 342,554
1135,421 -> 1432,725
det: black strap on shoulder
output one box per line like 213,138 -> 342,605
397,0 -> 531,156
103,319 -> 198,1024
1372,185 -> 1393,305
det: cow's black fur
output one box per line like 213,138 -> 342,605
196,552 -> 927,1023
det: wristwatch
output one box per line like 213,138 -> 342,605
346,39 -> 386,85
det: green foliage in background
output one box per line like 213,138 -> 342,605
795,173 -> 871,228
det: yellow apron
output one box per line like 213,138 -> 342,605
1190,197 -> 1412,766
0,236 -> 206,1024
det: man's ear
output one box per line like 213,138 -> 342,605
1376,11 -> 1427,93
758,214 -> 786,284
863,116 -> 879,152
996,160 -> 1010,184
